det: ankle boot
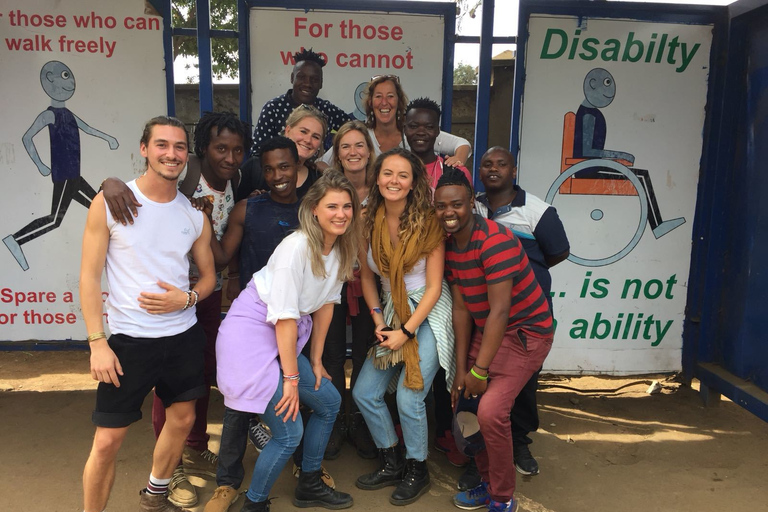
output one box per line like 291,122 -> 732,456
240,496 -> 271,512
356,446 -> 405,490
390,459 -> 431,506
293,469 -> 353,510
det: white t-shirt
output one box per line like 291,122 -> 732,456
105,180 -> 204,337
253,231 -> 343,325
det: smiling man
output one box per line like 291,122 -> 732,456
433,168 -> 553,512
403,97 -> 472,190
463,146 -> 569,482
252,48 -> 350,155
80,116 -> 215,512
100,111 -> 251,507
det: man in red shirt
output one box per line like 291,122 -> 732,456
434,168 -> 553,512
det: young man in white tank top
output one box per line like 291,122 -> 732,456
79,116 -> 216,512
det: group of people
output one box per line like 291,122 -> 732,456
79,48 -> 570,512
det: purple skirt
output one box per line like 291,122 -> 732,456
215,281 -> 312,414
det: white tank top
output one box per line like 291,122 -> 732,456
104,180 -> 204,337
366,246 -> 427,294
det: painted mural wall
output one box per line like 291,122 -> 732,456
0,0 -> 166,341
517,15 -> 713,373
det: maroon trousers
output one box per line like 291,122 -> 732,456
467,327 -> 553,502
152,290 -> 222,450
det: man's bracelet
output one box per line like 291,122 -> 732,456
470,367 -> 488,381
87,331 -> 107,342
182,291 -> 192,310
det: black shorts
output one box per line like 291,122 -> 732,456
92,323 -> 207,428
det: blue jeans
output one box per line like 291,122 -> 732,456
217,354 -> 340,501
352,319 -> 440,461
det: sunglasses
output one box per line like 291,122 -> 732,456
297,103 -> 329,121
371,74 -> 400,83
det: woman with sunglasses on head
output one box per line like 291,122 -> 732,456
352,147 -> 455,506
321,121 -> 380,461
321,75 -> 471,168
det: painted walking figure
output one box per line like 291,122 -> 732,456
3,60 -> 119,271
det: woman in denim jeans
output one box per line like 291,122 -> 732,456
213,172 -> 361,512
353,148 -> 455,506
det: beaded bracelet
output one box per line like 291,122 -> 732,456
181,291 -> 192,310
190,290 -> 200,307
470,367 -> 488,381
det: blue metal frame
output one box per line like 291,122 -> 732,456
689,1 -> 768,423
244,0 -> 456,131
196,0 -> 214,115
473,0 -> 494,189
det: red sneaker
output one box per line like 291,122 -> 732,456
434,430 -> 470,467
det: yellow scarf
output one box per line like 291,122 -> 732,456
370,204 -> 445,390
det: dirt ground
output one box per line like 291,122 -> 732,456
1,350 -> 767,512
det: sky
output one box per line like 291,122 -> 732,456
173,0 -> 735,83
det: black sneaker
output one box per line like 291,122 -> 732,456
248,421 -> 272,453
457,458 -> 481,491
514,444 -> 539,476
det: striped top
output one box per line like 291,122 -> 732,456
445,215 -> 553,335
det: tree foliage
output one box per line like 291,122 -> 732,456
453,62 -> 478,85
172,0 -> 239,81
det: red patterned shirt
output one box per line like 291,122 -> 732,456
445,215 -> 553,335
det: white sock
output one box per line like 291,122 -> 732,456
146,473 -> 172,495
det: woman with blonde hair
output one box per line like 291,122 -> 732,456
239,104 -> 328,199
214,171 -> 360,512
322,120 -> 379,460
352,147 -> 455,505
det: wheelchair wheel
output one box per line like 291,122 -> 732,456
545,159 -> 648,267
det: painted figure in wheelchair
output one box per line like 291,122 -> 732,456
570,67 -> 684,239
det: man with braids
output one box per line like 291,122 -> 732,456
403,97 -> 472,190
433,168 -> 554,512
252,48 -> 350,154
100,111 -> 251,508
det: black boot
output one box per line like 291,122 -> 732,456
356,446 -> 405,490
348,412 -> 378,459
241,496 -> 271,512
293,469 -> 353,510
390,459 -> 431,506
324,413 -> 347,460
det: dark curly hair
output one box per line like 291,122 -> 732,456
259,135 -> 300,164
406,97 -> 441,118
194,111 -> 252,158
294,48 -> 326,68
435,165 -> 473,198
